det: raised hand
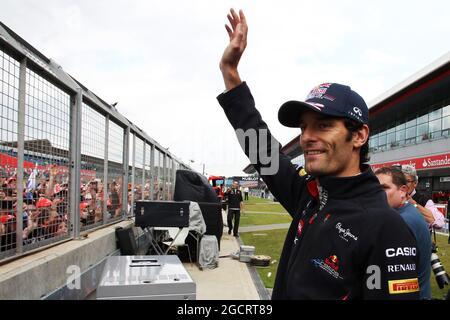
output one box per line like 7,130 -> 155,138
220,8 -> 248,90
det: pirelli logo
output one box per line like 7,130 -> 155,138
388,278 -> 419,294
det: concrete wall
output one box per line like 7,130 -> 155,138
0,220 -> 134,300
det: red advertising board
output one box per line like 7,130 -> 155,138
371,152 -> 450,171
1,153 -> 96,181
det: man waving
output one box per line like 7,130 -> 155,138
217,8 -> 420,300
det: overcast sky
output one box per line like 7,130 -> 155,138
1,0 -> 449,176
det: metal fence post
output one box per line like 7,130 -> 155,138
167,156 -> 171,200
122,127 -> 130,218
103,115 -> 109,224
150,144 -> 155,200
172,158 -> 176,200
163,153 -> 167,200
70,88 -> 82,239
142,142 -> 146,201
15,57 -> 27,254
130,134 -> 136,212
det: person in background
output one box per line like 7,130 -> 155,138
109,181 -> 121,218
401,165 -> 445,230
225,180 -> 243,237
375,166 -> 431,299
244,186 -> 249,201
0,214 -> 16,251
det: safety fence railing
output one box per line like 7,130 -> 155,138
0,21 -> 191,263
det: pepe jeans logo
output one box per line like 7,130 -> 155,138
335,222 -> 358,242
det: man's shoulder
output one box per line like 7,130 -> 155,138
358,198 -> 405,228
400,203 -> 428,229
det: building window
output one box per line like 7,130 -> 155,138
369,103 -> 450,154
395,122 -> 405,131
378,133 -> 387,147
429,118 -> 441,138
429,108 -> 442,121
417,123 -> 429,141
443,105 -> 450,117
442,116 -> 450,135
395,129 -> 405,145
370,134 -> 378,152
387,132 -> 396,147
406,118 -> 416,128
405,126 -> 416,139
417,113 -> 428,125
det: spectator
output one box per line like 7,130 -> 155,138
127,191 -> 133,214
54,217 -> 68,237
375,166 -> 431,299
5,176 -> 17,194
0,215 -> 16,252
79,202 -> 90,226
0,186 -> 15,216
109,181 -> 121,218
23,197 -> 52,244
0,163 -> 72,249
95,181 -> 104,222
401,165 -> 445,230
86,184 -> 98,224
55,184 -> 69,218
144,181 -> 151,199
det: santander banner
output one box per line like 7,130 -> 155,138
371,152 -> 450,171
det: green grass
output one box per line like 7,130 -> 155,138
239,213 -> 292,227
243,196 -> 287,213
245,204 -> 288,213
240,228 -> 289,288
430,234 -> 450,300
244,196 -> 274,205
241,227 -> 450,299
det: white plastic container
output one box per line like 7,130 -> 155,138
239,245 -> 255,262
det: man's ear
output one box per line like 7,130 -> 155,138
400,185 -> 408,198
353,124 -> 369,148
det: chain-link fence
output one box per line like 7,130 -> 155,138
0,22 -> 192,262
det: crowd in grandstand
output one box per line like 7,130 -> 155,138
0,163 -> 169,252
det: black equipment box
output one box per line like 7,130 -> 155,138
135,200 -> 190,228
198,202 -> 223,242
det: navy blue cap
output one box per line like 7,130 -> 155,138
278,83 -> 369,128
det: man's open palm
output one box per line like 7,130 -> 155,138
220,9 -> 248,75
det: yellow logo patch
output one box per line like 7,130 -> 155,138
388,278 -> 419,294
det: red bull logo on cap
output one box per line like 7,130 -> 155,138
306,83 -> 335,101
